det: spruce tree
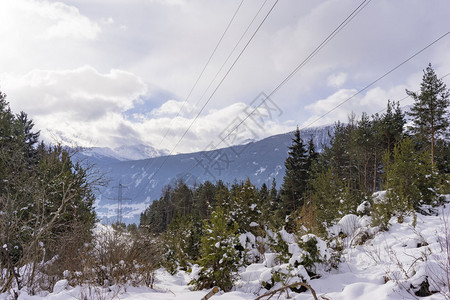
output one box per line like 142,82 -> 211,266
406,63 -> 450,165
229,178 -> 260,233
353,112 -> 375,193
280,127 -> 308,216
0,92 -> 99,291
382,138 -> 440,224
309,168 -> 343,234
380,100 -> 405,154
191,207 -> 240,292
305,136 -> 318,182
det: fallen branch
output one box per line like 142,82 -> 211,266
255,282 -> 318,300
201,286 -> 219,300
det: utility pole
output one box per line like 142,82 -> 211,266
111,181 -> 131,224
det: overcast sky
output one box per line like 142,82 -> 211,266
1,0 -> 449,154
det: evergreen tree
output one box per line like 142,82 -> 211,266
305,135 -> 319,183
192,181 -> 216,218
352,112 -> 375,193
379,100 -> 405,154
406,63 -> 450,165
280,127 -> 308,216
381,138 -> 441,224
324,121 -> 356,189
190,207 -> 240,292
373,100 -> 405,189
161,215 -> 202,274
15,111 -> 40,163
0,92 -> 99,291
214,180 -> 231,211
308,168 -> 343,234
229,178 -> 260,233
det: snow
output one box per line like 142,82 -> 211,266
5,201 -> 450,300
81,144 -> 167,161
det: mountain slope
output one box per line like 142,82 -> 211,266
76,125 -> 334,224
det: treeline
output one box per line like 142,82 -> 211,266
138,101 -> 408,234
139,64 -> 449,290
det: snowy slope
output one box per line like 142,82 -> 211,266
81,144 -> 168,161
11,197 -> 450,300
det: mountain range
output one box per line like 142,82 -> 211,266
75,125 -> 334,224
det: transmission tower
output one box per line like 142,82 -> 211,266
110,182 -> 131,224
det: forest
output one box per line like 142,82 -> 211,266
1,64 -> 449,296
139,63 -> 449,290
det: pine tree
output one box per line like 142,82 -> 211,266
352,112 -> 375,193
380,100 -> 405,154
280,127 -> 308,216
161,215 -> 202,274
382,138 -> 440,224
15,111 -> 40,162
191,207 -> 240,292
192,181 -> 216,218
406,63 -> 450,165
0,92 -> 99,291
305,136 -> 318,183
308,168 -> 343,234
324,121 -> 356,189
229,178 -> 260,233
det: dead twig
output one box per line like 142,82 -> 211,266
255,282 -> 318,300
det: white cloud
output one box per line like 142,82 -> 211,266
0,0 -> 100,41
4,66 -> 148,147
135,101 -> 292,154
6,66 -> 147,120
327,72 -> 348,88
1,0 -> 449,153
37,2 -> 101,40
302,84 -> 411,128
4,66 -> 291,152
150,100 -> 195,117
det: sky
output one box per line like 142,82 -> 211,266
1,0 -> 449,154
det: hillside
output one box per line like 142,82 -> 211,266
76,125 -> 334,224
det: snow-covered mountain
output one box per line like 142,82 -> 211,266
75,125 -> 334,224
81,144 -> 168,161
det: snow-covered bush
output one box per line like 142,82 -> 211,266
426,206 -> 450,299
329,213 -> 374,247
260,229 -> 339,295
238,232 -> 265,265
189,207 -> 241,292
260,263 -> 310,293
79,225 -> 159,289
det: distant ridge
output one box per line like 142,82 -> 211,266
75,125 -> 334,224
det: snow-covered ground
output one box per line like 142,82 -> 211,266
6,200 -> 450,300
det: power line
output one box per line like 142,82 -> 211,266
179,0 -> 371,182
155,0 -> 246,150
269,0 -> 372,98
132,0 -> 245,198
168,0 -> 280,157
183,17 -> 450,184
218,29 -> 450,148
301,30 -> 450,129
193,0 -> 271,110
212,0 -> 371,152
375,72 -> 450,115
135,0 -> 280,198
133,0 -> 277,200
